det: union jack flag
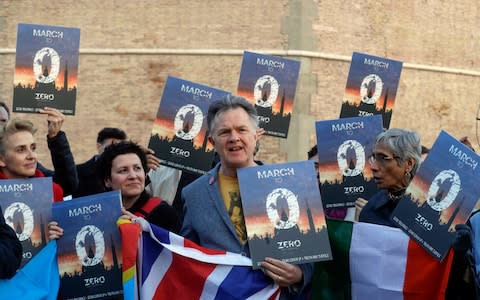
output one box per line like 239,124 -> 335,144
119,218 -> 280,300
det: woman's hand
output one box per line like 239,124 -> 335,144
39,107 -> 65,138
119,207 -> 137,221
48,221 -> 64,240
355,198 -> 368,221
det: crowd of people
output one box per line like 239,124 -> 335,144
0,95 -> 479,299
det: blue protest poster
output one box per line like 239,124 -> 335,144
13,23 -> 80,115
0,177 -> 52,267
392,131 -> 480,260
237,51 -> 300,138
315,115 -> 383,209
148,76 -> 230,174
53,191 -> 123,299
340,52 -> 403,129
238,161 -> 331,269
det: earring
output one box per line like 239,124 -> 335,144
404,170 -> 411,180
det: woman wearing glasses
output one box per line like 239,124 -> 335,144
357,128 -> 421,226
356,128 -> 478,299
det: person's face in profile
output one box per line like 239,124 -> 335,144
369,143 -> 412,191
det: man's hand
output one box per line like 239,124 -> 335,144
39,107 -> 65,138
145,148 -> 161,171
256,128 -> 265,139
260,257 -> 303,288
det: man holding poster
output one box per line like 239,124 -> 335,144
180,95 -> 312,299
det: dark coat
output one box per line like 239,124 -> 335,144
0,206 -> 22,279
358,190 -> 396,226
129,191 -> 181,234
73,156 -> 105,198
37,131 -> 78,196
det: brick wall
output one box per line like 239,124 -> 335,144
0,0 -> 478,168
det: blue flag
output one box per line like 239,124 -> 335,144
0,241 -> 59,299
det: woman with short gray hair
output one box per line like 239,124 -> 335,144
356,128 -> 478,298
357,128 -> 421,226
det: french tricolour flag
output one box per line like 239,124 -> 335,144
121,218 -> 280,300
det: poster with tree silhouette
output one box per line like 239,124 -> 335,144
13,23 -> 80,115
392,131 -> 480,261
238,161 -> 332,269
315,115 -> 383,209
148,76 -> 230,174
52,191 -> 123,299
0,177 -> 52,267
340,52 -> 402,129
237,51 -> 300,138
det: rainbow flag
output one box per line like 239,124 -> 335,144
118,218 -> 141,300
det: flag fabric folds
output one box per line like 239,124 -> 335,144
119,218 -> 281,300
0,241 -> 59,300
118,218 -> 141,300
311,220 -> 454,300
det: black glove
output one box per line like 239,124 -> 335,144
453,224 -> 473,255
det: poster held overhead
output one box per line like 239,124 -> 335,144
340,52 -> 402,129
237,51 -> 300,138
13,23 -> 80,115
148,76 -> 230,174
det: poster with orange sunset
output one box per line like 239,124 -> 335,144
315,115 -> 383,209
238,161 -> 331,269
148,76 -> 230,174
52,191 -> 123,299
13,23 -> 80,115
0,177 -> 52,267
392,131 -> 480,261
237,51 -> 300,138
340,52 -> 403,129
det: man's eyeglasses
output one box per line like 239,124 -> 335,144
368,153 -> 399,165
